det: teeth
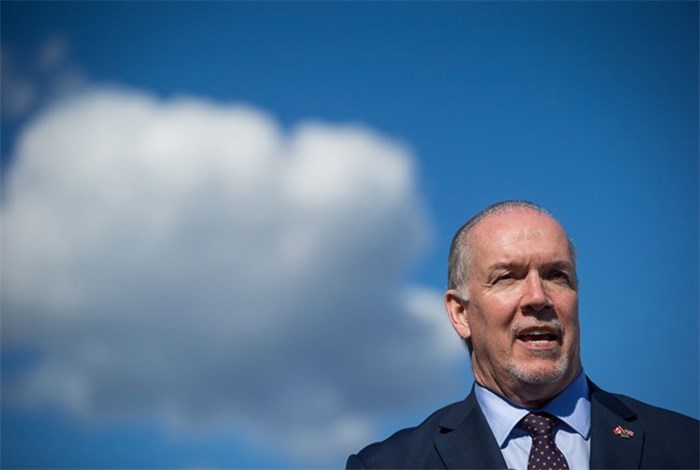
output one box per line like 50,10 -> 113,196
518,329 -> 559,341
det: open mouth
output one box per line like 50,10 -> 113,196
516,327 -> 562,348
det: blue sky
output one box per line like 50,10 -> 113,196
1,2 -> 697,468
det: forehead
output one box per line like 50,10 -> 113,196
467,209 -> 572,266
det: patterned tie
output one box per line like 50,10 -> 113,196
518,412 -> 570,470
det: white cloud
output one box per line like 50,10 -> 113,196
1,88 -> 464,463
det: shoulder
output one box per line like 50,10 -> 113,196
613,393 -> 699,429
591,384 -> 699,468
618,393 -> 698,467
592,384 -> 698,431
346,400 -> 467,469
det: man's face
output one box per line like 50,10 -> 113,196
446,208 -> 581,406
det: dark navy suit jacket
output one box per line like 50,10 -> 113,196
347,380 -> 699,469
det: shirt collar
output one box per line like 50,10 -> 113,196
474,370 -> 591,447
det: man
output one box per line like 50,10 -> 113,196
347,200 -> 699,469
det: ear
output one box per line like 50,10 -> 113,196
445,289 -> 471,340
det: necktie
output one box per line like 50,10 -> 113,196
518,412 -> 570,470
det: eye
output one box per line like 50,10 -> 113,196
545,270 -> 572,284
494,272 -> 515,283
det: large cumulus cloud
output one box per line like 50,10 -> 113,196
1,89 -> 464,462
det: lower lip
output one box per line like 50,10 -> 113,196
517,338 -> 560,350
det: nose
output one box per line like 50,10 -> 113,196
522,272 -> 553,312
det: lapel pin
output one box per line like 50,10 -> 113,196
613,425 -> 635,438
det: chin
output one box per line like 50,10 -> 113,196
508,357 -> 569,386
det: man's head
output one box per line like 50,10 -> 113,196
444,200 -> 581,408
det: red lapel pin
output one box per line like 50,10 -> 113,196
613,425 -> 634,438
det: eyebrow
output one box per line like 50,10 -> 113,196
487,260 -> 575,271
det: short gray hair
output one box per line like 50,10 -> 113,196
447,200 -> 576,298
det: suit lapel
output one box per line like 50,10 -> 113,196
432,380 -> 645,469
589,382 -> 644,469
434,390 -> 507,469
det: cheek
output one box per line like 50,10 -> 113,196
559,300 -> 580,341
551,289 -> 577,312
483,296 -> 519,325
559,296 -> 579,323
469,300 -> 514,336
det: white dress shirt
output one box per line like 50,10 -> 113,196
474,370 -> 591,470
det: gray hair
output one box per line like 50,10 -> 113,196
447,200 -> 576,299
